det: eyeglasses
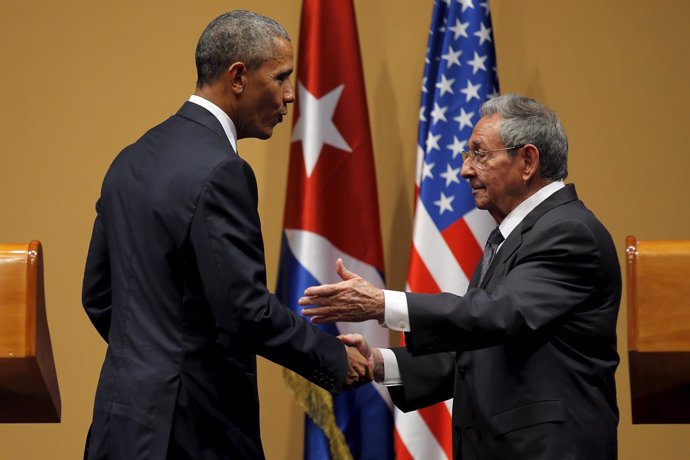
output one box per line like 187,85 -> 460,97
460,145 -> 523,164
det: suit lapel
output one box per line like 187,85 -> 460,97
468,263 -> 482,288
478,184 -> 580,288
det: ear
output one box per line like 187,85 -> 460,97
520,144 -> 540,181
225,62 -> 247,95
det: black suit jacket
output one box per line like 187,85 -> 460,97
82,102 -> 347,459
389,185 -> 620,460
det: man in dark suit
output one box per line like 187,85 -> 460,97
82,10 -> 371,460
300,95 -> 621,459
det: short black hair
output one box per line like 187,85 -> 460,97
195,10 -> 290,88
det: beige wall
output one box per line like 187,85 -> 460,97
1,0 -> 689,458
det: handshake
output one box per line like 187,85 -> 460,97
341,333 -> 384,389
296,258 -> 390,390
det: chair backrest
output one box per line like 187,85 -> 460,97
0,241 -> 41,358
0,241 -> 61,422
626,235 -> 690,352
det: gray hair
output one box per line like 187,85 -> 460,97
480,94 -> 568,181
195,10 -> 290,88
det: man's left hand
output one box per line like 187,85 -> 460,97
299,258 -> 385,323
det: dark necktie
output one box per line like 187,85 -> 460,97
480,227 -> 504,284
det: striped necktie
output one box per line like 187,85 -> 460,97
480,226 -> 504,284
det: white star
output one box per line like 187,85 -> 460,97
426,132 -> 442,153
430,103 -> 448,125
291,82 -> 351,176
480,1 -> 490,16
435,74 -> 455,96
421,76 -> 428,93
419,106 -> 427,122
440,163 -> 462,187
447,136 -> 467,160
460,79 -> 481,103
467,51 -> 488,74
448,19 -> 470,40
434,191 -> 455,215
453,107 -> 475,130
457,0 -> 474,13
422,161 -> 435,180
474,22 -> 493,45
441,46 -> 462,69
487,86 -> 499,99
438,17 -> 448,33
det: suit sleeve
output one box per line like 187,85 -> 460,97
82,199 -> 112,342
387,347 -> 456,412
189,157 -> 347,392
405,218 -> 603,354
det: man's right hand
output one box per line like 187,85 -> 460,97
344,343 -> 374,389
340,333 -> 384,383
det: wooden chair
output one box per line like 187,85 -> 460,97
0,241 -> 61,422
626,235 -> 690,423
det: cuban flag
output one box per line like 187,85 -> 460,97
394,1 -> 500,459
276,0 -> 393,458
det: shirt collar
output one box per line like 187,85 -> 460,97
498,180 -> 565,241
188,95 -> 238,153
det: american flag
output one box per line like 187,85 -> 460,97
277,0 -> 393,459
394,1 -> 499,458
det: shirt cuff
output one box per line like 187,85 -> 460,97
379,348 -> 402,386
383,289 -> 411,332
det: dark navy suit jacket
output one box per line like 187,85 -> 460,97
389,185 -> 620,460
83,102 -> 347,459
